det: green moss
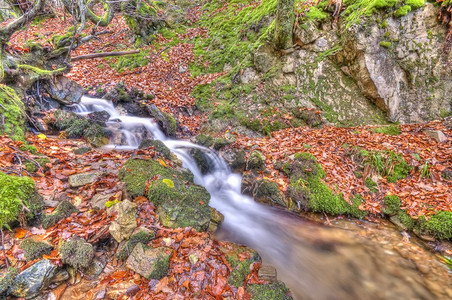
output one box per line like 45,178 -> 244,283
372,124 -> 401,135
25,156 -> 51,173
364,177 -> 378,193
255,179 -> 286,207
247,150 -> 266,171
0,85 -> 25,141
20,239 -> 53,261
306,7 -> 327,20
382,195 -> 401,215
66,119 -> 90,138
0,268 -> 18,294
117,227 -> 155,260
60,235 -> 94,269
19,145 -> 38,155
41,200 -> 78,229
405,0 -> 425,9
226,246 -> 260,288
17,64 -> 65,76
149,252 -> 171,279
246,282 -> 292,300
397,210 -> 415,230
395,5 -> 411,17
110,51 -> 150,73
343,0 -> 398,28
379,41 -> 391,48
0,172 -> 44,228
420,211 -> 452,240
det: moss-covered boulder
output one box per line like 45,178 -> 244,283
41,200 -> 78,229
419,211 -> 452,240
84,124 -> 109,147
117,227 -> 156,260
126,244 -> 172,279
253,179 -> 287,207
0,85 -> 25,141
138,139 -> 171,159
246,282 -> 293,300
191,148 -> 211,174
119,158 -> 193,198
60,235 -> 94,270
285,153 -> 367,218
246,150 -> 266,171
20,239 -> 53,261
382,195 -> 402,216
0,268 -> 18,295
225,245 -> 261,288
0,172 -> 45,227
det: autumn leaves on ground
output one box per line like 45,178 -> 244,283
0,1 -> 451,300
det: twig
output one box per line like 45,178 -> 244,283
1,228 -> 8,269
71,50 -> 140,61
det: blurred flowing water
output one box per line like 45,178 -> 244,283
73,96 -> 451,299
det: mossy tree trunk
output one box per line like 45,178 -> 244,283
274,0 -> 295,50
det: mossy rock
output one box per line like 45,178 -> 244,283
20,239 -> 53,261
0,268 -> 18,295
225,245 -> 261,288
285,153 -> 367,218
0,85 -> 25,141
117,227 -> 156,260
24,156 -> 51,173
191,148 -> 210,174
84,124 -> 109,147
138,139 -> 171,159
195,134 -> 214,147
246,282 -> 292,300
0,172 -> 45,228
152,181 -> 212,231
119,158 -> 193,198
60,235 -> 94,269
41,200 -> 78,229
146,104 -> 177,137
246,150 -> 266,171
19,145 -> 38,155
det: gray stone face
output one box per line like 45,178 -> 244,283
68,172 -> 100,187
109,200 -> 138,243
9,259 -> 68,299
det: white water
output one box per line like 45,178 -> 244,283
71,96 -> 447,300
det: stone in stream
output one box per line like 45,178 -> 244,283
258,265 -> 278,283
108,200 -> 138,242
126,243 -> 173,280
138,139 -> 172,159
9,259 -> 68,298
145,104 -> 177,137
68,171 -> 101,187
208,207 -> 224,234
87,110 -> 110,126
222,149 -> 246,172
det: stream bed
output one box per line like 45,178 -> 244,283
73,96 -> 451,299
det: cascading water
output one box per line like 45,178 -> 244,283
70,96 -> 449,300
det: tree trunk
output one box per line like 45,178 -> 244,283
274,0 -> 295,50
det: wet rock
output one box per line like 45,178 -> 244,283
109,200 -> 138,242
104,83 -> 131,102
45,76 -> 83,105
258,265 -> 277,283
208,208 -> 224,234
191,148 -> 211,174
119,102 -> 149,117
68,171 -> 101,187
222,149 -> 246,172
87,110 -> 110,126
246,282 -> 293,300
91,192 -> 116,211
138,139 -> 172,159
117,227 -> 156,260
126,244 -> 173,280
246,150 -> 266,171
424,129 -> 447,143
85,124 -> 110,148
224,245 -> 261,288
41,200 -> 78,229
146,104 -> 177,137
73,147 -> 91,155
60,235 -> 94,269
9,259 -> 68,299
20,239 -> 53,261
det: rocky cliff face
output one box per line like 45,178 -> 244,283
254,3 -> 451,124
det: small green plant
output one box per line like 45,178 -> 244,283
361,150 -> 411,183
420,160 -> 431,178
379,41 -> 391,48
372,124 -> 401,135
364,177 -> 378,193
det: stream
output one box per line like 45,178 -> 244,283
72,96 -> 451,299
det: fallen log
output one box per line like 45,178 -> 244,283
71,50 -> 141,62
